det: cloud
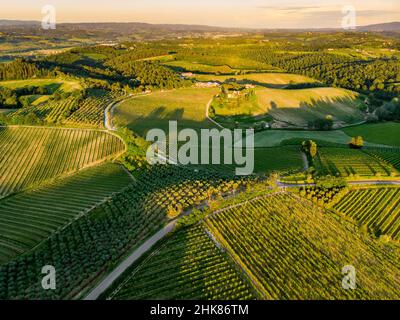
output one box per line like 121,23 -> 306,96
257,6 -> 322,12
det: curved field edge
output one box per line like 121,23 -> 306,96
0,125 -> 127,198
0,162 -> 133,264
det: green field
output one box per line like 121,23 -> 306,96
0,163 -> 132,263
256,87 -> 364,127
194,72 -> 318,88
108,225 -> 256,300
316,147 -> 397,178
0,126 -> 125,197
253,147 -> 304,173
164,60 -> 234,74
343,122 -> 400,147
0,78 -> 82,93
334,187 -> 400,240
243,130 -> 352,148
205,193 -> 400,299
114,88 -> 219,136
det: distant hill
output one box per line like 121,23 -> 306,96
0,19 -> 40,26
0,19 -> 399,35
358,22 -> 400,32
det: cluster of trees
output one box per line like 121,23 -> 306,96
249,49 -> 400,96
302,140 -> 318,167
0,111 -> 43,125
349,136 -> 364,149
105,59 -> 189,90
371,97 -> 400,121
0,85 -> 53,108
0,87 -> 18,108
0,59 -> 50,80
307,115 -> 333,130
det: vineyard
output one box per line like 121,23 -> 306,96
65,90 -> 120,127
9,89 -> 118,127
0,163 -> 132,263
130,165 -> 253,218
334,187 -> 400,240
0,126 -> 125,197
204,193 -> 400,299
364,147 -> 400,172
316,147 -> 396,178
108,225 -> 256,300
0,164 -> 256,299
9,97 -> 78,123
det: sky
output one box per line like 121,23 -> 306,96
1,0 -> 399,29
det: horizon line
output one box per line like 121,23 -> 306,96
1,18 -> 399,31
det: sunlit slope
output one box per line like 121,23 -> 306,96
114,87 -> 219,136
0,163 -> 132,264
194,72 -> 318,88
0,126 -> 125,197
257,87 -> 364,127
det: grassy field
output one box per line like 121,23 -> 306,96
164,60 -> 234,74
334,187 -> 400,240
343,122 -> 400,147
0,126 -> 125,197
194,72 -> 318,88
316,147 -> 397,178
107,225 -> 256,300
114,87 -> 219,136
255,87 -> 365,127
0,163 -> 132,264
253,147 -> 304,173
0,79 -> 82,93
243,130 -> 352,148
205,193 -> 400,299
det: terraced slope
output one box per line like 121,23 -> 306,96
0,126 -> 125,198
0,163 -> 132,263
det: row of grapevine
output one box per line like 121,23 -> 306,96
334,187 -> 400,240
65,90 -> 120,127
9,97 -> 78,124
316,147 -> 396,177
364,147 -> 400,172
0,163 -> 255,299
108,225 -> 256,300
204,193 -> 400,299
0,163 -> 133,263
0,127 -> 125,197
134,165 -> 254,218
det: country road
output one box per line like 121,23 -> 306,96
278,179 -> 400,188
104,93 -> 151,131
85,220 -> 177,300
205,98 -> 225,129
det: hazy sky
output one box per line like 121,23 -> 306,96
2,0 -> 399,28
